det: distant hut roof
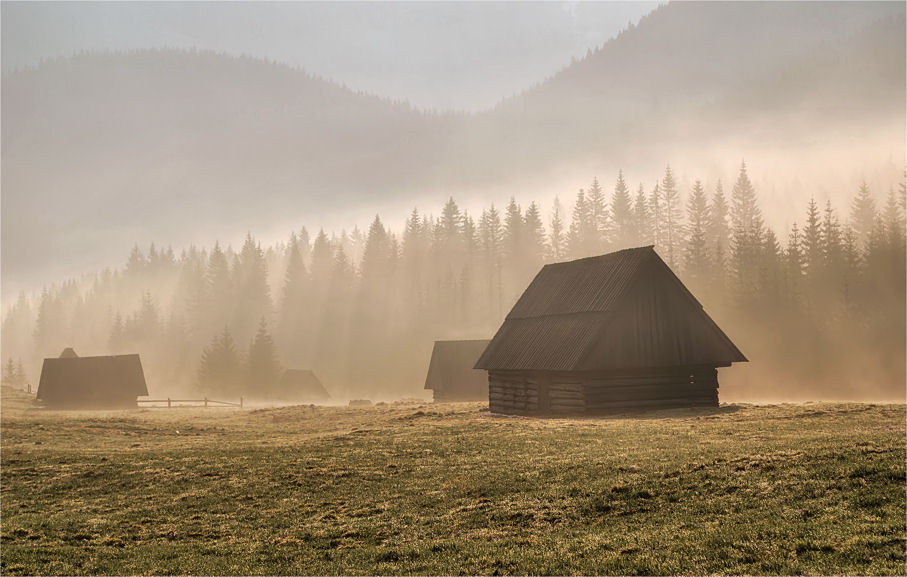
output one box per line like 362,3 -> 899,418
37,354 -> 148,408
278,369 -> 330,401
424,340 -> 490,400
59,347 -> 78,358
476,246 -> 746,371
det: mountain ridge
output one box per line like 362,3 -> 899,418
2,1 -> 904,295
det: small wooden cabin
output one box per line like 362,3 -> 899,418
424,340 -> 490,402
36,351 -> 148,409
475,247 -> 746,415
277,369 -> 330,402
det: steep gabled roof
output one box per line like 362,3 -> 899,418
37,354 -> 148,404
475,246 -> 746,371
278,369 -> 330,401
424,340 -> 490,393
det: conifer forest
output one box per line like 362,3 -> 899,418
3,163 -> 904,402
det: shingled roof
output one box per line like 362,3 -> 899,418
278,369 -> 330,401
475,246 -> 746,371
424,340 -> 490,399
37,354 -> 148,408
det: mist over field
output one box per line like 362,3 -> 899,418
2,4 -> 907,576
1,1 -> 905,405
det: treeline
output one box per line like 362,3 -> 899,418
2,162 -> 905,400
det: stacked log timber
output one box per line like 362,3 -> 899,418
475,247 -> 746,416
488,374 -> 538,414
487,368 -> 719,415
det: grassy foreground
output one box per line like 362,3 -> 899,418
1,388 -> 905,575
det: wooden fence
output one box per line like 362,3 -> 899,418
137,397 -> 244,409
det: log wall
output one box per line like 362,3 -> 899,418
488,374 -> 538,415
487,367 -> 719,415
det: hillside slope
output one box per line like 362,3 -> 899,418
2,2 -> 904,292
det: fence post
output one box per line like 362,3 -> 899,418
240,396 -> 244,409
204,397 -> 208,408
168,397 -> 171,408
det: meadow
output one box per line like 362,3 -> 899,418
1,387 -> 904,575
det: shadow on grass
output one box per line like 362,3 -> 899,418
483,403 -> 744,421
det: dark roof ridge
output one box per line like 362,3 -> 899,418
541,245 -> 656,269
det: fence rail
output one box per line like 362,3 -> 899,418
137,397 -> 244,408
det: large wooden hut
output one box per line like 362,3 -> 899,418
424,340 -> 490,402
36,351 -> 148,409
475,247 -> 746,415
277,369 -> 331,402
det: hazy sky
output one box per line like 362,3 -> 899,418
1,1 -> 659,111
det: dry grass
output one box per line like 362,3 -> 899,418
1,386 -> 904,575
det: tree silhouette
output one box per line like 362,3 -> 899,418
246,318 -> 281,396
548,196 -> 566,260
4,161 -> 904,401
198,326 -> 242,396
611,170 -> 634,249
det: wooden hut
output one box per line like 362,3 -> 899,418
36,353 -> 148,409
424,340 -> 490,402
277,369 -> 330,402
475,246 -> 746,415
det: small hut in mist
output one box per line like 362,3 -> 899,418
277,369 -> 330,402
475,246 -> 746,415
36,351 -> 148,409
424,340 -> 490,402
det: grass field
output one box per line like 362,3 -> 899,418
1,386 -> 905,575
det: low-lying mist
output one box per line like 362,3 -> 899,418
2,161 -> 904,404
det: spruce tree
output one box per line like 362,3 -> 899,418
684,180 -> 710,284
198,326 -> 242,396
523,201 -> 546,270
462,211 -> 479,258
503,198 -> 523,262
136,291 -> 159,341
233,234 -> 272,342
759,228 -> 784,305
2,358 -> 18,387
850,181 -> 876,251
108,311 -> 125,353
479,205 -> 504,317
310,229 -> 334,283
15,359 -> 27,389
611,170 -> 634,249
402,208 -> 428,304
567,189 -> 593,257
729,162 -> 764,300
660,165 -> 683,267
548,196 -> 565,261
125,244 -> 146,278
206,242 -> 234,330
801,197 -> 823,281
883,186 -> 906,248
633,184 -> 651,245
708,180 -> 730,277
278,232 -> 307,360
648,183 -> 663,252
786,223 -> 804,306
822,200 -> 843,271
246,318 -> 281,397
360,215 -> 392,283
33,287 -> 64,357
586,177 -> 608,250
